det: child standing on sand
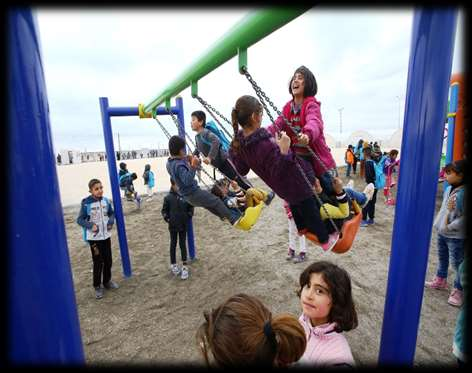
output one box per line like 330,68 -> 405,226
77,179 -> 119,299
284,201 -> 307,263
161,179 -> 194,280
295,261 -> 357,367
143,164 -> 155,201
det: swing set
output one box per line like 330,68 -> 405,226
9,6 -> 459,366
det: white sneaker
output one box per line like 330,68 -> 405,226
181,266 -> 189,280
362,183 -> 375,208
346,180 -> 354,190
171,264 -> 180,276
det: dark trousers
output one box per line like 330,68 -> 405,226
170,230 -> 188,265
217,159 -> 252,190
89,238 -> 112,288
289,196 -> 329,243
362,188 -> 378,220
352,158 -> 357,174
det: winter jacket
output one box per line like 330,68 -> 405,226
267,96 -> 336,176
143,166 -> 155,188
345,149 -> 354,165
433,184 -> 465,239
161,189 -> 194,231
166,157 -> 199,197
77,195 -> 115,241
228,127 -> 315,205
193,128 -> 228,167
296,314 -> 355,367
364,159 -> 376,186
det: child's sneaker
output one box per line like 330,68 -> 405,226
447,289 -> 463,307
346,180 -> 354,190
320,232 -> 339,252
264,191 -> 275,206
361,183 -> 375,208
424,276 -> 448,290
95,286 -> 104,299
293,252 -> 307,263
181,266 -> 189,280
286,248 -> 295,261
361,219 -> 370,227
171,263 -> 180,276
104,280 -> 119,290
367,218 -> 375,225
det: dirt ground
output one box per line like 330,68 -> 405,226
63,169 -> 459,367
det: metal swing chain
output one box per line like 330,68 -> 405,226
241,67 -> 339,234
154,116 -> 172,140
195,95 -> 234,139
167,110 -> 232,190
241,67 -> 331,174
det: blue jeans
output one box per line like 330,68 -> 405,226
345,187 -> 367,206
346,163 -> 352,177
436,234 -> 464,290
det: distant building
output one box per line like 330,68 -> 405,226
59,149 -> 82,165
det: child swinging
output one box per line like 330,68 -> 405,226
229,95 -> 339,252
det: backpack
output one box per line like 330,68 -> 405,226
200,120 -> 231,152
372,156 -> 387,189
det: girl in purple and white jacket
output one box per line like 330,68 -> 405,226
229,95 -> 339,252
295,261 -> 358,367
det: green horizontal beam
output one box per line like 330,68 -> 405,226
144,6 -> 311,113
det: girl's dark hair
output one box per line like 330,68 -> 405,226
210,180 -> 226,199
196,293 -> 306,367
388,149 -> 399,158
297,261 -> 358,332
444,159 -> 467,180
168,135 -> 186,156
119,162 -> 127,170
192,110 -> 206,127
288,65 -> 318,97
363,146 -> 372,158
230,95 -> 263,154
88,178 -> 101,190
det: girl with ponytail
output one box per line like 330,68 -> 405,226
196,293 -> 306,367
229,95 -> 339,252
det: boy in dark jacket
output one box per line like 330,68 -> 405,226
190,110 -> 252,190
119,162 -> 141,208
162,179 -> 194,280
361,147 -> 377,226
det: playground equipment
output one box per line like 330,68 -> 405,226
8,6 -> 458,366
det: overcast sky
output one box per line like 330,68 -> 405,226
36,7 -> 464,153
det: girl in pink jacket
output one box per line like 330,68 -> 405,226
295,261 -> 358,367
267,66 -> 337,195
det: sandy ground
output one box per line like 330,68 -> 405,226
63,167 -> 457,368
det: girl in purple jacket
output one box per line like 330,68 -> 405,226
229,95 -> 339,252
267,66 -> 337,196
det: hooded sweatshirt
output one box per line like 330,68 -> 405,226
267,97 -> 336,176
296,314 -> 355,367
433,184 -> 465,239
228,127 -> 315,205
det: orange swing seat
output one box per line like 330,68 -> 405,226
303,200 -> 363,254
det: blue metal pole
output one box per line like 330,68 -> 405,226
175,96 -> 196,259
8,9 -> 84,364
156,106 -> 180,116
108,107 -> 139,117
445,83 -> 459,165
378,8 -> 457,365
99,97 -> 132,278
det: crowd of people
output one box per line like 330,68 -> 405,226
75,65 -> 467,367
